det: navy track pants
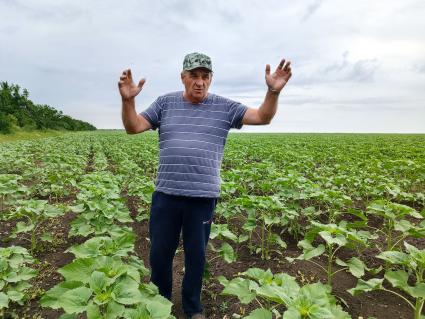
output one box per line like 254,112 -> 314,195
149,190 -> 217,316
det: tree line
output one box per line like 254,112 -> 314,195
0,81 -> 96,134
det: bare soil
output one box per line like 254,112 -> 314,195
1,192 -> 422,319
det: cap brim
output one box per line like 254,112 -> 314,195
183,64 -> 212,72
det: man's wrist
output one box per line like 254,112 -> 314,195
122,97 -> 136,109
122,96 -> 135,102
267,87 -> 281,95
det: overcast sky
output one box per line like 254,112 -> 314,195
1,0 -> 424,132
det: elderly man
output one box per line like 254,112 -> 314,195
118,52 -> 292,319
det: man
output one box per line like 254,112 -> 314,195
118,52 -> 292,318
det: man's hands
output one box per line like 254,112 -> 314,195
118,69 -> 146,100
265,59 -> 292,94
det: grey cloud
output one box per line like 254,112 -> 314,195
348,59 -> 379,82
412,63 -> 425,74
323,51 -> 350,73
1,0 -> 424,132
323,51 -> 379,82
282,95 -> 415,109
214,78 -> 263,94
301,0 -> 324,21
222,93 -> 414,112
4,0 -> 87,23
293,52 -> 379,86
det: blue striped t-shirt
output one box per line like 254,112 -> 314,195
140,91 -> 248,198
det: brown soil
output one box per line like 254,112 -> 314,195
1,211 -> 87,319
1,200 -> 421,319
126,194 -> 421,319
1,190 -> 422,319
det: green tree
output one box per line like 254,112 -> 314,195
0,81 -> 96,133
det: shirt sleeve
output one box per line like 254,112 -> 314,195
139,97 -> 163,130
228,99 -> 248,129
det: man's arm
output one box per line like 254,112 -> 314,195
118,69 -> 152,134
242,59 -> 292,125
121,97 -> 152,134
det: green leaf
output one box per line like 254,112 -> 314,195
244,308 -> 273,319
41,232 -> 54,242
404,242 -> 425,267
256,285 -> 292,305
238,234 -> 249,243
394,219 -> 415,232
281,307 -> 301,319
377,251 -> 409,265
111,276 -> 142,305
0,292 -> 9,309
269,233 -> 287,249
348,278 -> 384,296
221,277 -> 256,304
329,304 -> 352,319
15,266 -> 37,281
6,290 -> 24,302
66,237 -> 103,258
408,283 -> 425,298
124,305 -> 150,319
241,268 -> 273,285
219,242 -> 236,263
145,295 -> 173,319
105,301 -> 125,319
41,281 -> 84,308
86,302 -> 102,319
69,204 -> 85,213
89,271 -> 108,294
221,228 -> 238,242
369,265 -> 383,276
384,270 -> 409,291
345,257 -> 366,278
299,244 -> 325,260
319,231 -> 347,247
335,258 -> 347,268
14,221 -> 34,234
61,286 -> 92,314
58,258 -> 96,283
44,205 -> 64,217
217,275 -> 229,287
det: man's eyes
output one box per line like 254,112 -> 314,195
190,73 -> 209,79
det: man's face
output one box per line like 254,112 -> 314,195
181,68 -> 212,103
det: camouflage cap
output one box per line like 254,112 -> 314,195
183,52 -> 213,72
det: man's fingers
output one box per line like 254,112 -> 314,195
138,78 -> 146,89
277,59 -> 285,70
127,69 -> 133,80
119,70 -> 146,92
265,64 -> 271,76
283,61 -> 291,70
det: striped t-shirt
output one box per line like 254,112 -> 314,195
140,91 -> 248,198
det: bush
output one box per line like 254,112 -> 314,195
0,112 -> 12,134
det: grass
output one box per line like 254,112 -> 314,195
0,129 -> 69,143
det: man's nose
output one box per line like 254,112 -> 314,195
195,78 -> 204,86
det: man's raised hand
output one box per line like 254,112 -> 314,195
118,69 -> 146,100
265,59 -> 292,93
